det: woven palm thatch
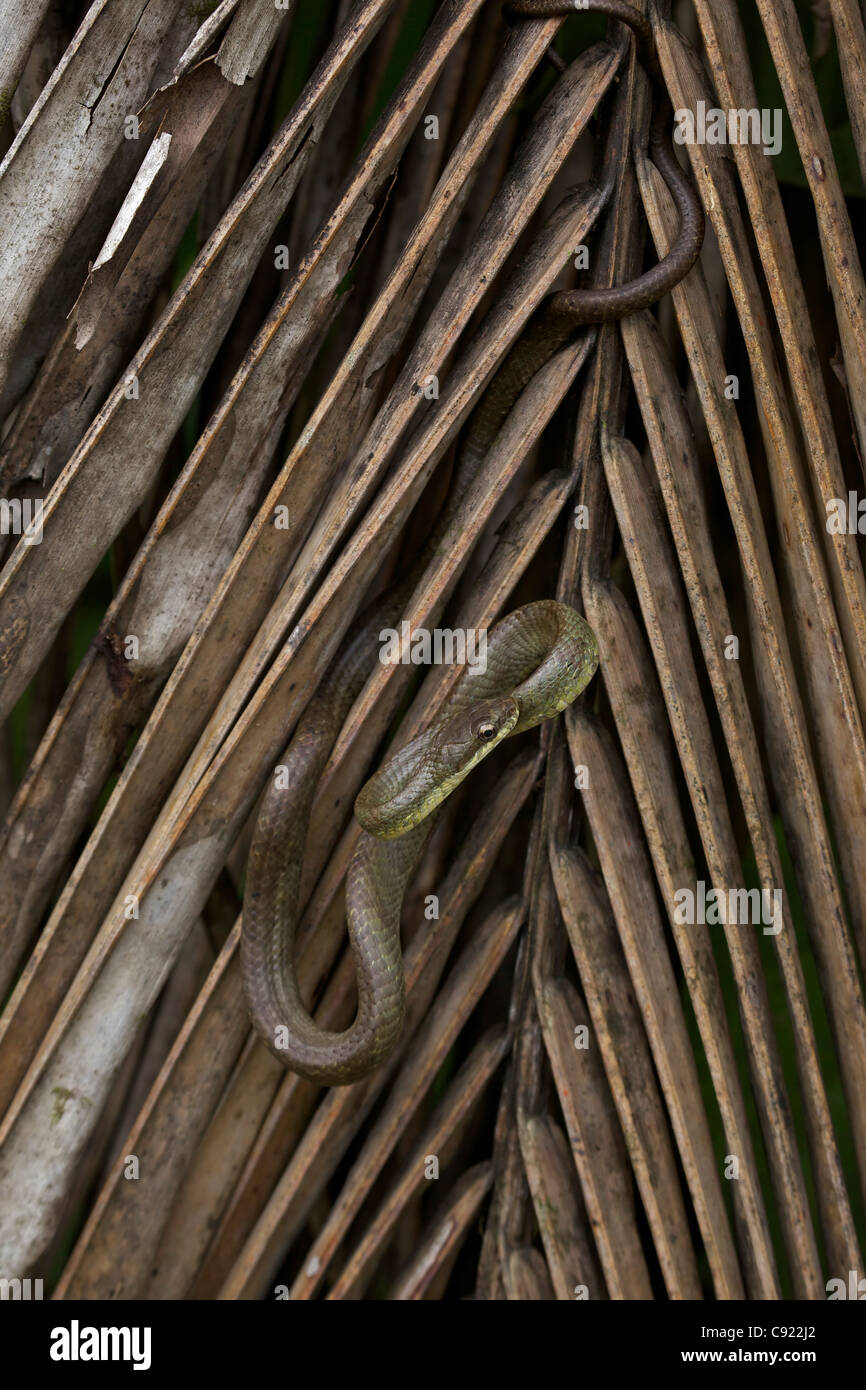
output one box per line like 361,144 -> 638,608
0,0 -> 864,1300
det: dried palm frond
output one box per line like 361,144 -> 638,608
0,0 -> 864,1303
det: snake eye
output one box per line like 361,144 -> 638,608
477,721 -> 496,741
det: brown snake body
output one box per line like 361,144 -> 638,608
241,0 -> 704,1085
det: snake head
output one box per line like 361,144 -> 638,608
433,694 -> 521,780
355,695 -> 520,839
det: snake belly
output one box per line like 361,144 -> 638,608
241,599 -> 598,1085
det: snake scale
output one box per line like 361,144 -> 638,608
241,0 -> 704,1085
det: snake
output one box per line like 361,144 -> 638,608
241,0 -> 703,1086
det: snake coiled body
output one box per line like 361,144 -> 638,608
242,602 -> 598,1084
242,0 -> 703,1085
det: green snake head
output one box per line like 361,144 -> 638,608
355,694 -> 520,839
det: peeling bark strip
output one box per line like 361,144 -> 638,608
0,59 -> 259,492
215,0 -> 291,85
0,0 -> 186,413
173,0 -> 245,78
0,0 -> 399,726
1,0 -> 301,492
